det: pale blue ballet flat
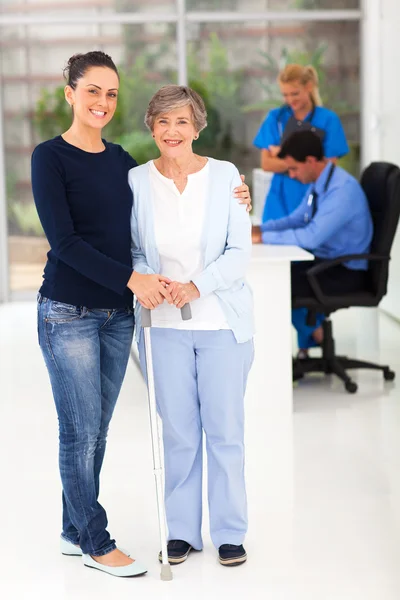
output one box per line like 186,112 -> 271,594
60,537 -> 82,556
82,554 -> 147,578
60,537 -> 130,557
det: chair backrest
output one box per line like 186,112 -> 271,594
360,162 -> 400,300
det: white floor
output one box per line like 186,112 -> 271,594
1,300 -> 400,600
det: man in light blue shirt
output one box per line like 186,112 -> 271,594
252,130 -> 373,354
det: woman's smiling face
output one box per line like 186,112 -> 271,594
65,66 -> 119,130
152,105 -> 198,159
280,80 -> 312,113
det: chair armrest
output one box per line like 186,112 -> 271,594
305,254 -> 389,305
306,254 -> 389,277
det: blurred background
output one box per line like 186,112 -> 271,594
0,0 -> 362,295
0,0 -> 399,319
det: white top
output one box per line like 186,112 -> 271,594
148,160 -> 229,331
251,244 -> 314,263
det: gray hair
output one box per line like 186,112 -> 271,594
144,85 -> 208,133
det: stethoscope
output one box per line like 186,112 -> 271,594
277,104 -> 317,139
304,163 -> 336,224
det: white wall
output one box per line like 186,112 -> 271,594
364,0 -> 400,319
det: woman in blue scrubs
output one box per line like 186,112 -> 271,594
254,64 -> 349,353
254,63 -> 349,222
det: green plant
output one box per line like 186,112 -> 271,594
337,141 -> 360,178
187,79 -> 222,152
292,0 -> 319,7
187,33 -> 245,159
6,171 -> 17,203
292,0 -> 359,7
111,58 -> 169,138
34,86 -> 72,141
186,0 -> 239,8
117,131 -> 159,164
9,202 -> 43,236
6,171 -> 44,236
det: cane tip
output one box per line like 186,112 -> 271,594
160,564 -> 173,581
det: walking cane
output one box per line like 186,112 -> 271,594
142,304 -> 192,581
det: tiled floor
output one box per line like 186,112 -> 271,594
1,300 -> 400,600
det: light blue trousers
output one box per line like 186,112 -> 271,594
138,328 -> 254,550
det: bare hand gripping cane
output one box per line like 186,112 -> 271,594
142,304 -> 192,581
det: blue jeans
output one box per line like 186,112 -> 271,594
139,328 -> 254,550
37,295 -> 134,556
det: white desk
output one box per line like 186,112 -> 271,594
248,244 -> 314,414
245,245 -> 313,561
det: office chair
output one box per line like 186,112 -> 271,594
292,162 -> 400,393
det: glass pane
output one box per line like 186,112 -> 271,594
187,20 -> 360,216
187,1 -> 360,10
0,0 -> 177,16
1,22 -> 177,294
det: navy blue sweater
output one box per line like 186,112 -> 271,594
31,136 -> 138,308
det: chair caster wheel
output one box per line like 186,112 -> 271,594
345,381 -> 358,394
384,369 -> 395,381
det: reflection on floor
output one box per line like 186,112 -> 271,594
1,302 -> 400,600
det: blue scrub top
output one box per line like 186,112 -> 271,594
253,105 -> 349,222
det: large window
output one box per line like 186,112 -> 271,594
0,0 -> 361,298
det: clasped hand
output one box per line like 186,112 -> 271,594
128,272 -> 199,310
168,281 -> 200,309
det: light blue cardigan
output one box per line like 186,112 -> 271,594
128,158 -> 255,343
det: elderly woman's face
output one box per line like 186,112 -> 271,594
152,105 -> 198,158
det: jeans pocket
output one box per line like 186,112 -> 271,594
46,300 -> 82,323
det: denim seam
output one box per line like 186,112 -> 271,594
46,306 -> 87,324
99,312 -> 115,330
90,541 -> 117,558
37,304 -> 41,346
46,316 -> 81,323
43,318 -> 96,553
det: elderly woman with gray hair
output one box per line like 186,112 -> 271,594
129,85 -> 254,567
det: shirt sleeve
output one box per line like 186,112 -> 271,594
192,166 -> 252,296
262,181 -> 354,249
253,111 -> 280,150
129,171 -> 155,276
323,113 -> 349,158
261,188 -> 311,233
31,144 -> 133,295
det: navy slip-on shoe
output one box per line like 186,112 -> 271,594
218,544 -> 247,567
158,539 -> 195,564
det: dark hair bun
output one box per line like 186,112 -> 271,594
67,53 -> 83,67
63,51 -> 119,89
